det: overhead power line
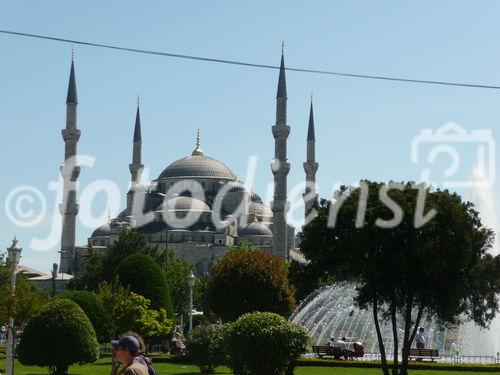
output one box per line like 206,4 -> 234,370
2,29 -> 500,90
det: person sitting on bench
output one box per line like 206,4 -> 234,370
415,327 -> 425,349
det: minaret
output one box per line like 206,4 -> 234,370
127,98 -> 144,219
59,56 -> 80,274
271,46 -> 291,260
303,98 -> 319,221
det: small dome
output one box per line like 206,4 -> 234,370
226,180 -> 246,192
239,221 -> 272,237
91,223 -> 112,237
158,155 -> 236,180
158,196 -> 211,212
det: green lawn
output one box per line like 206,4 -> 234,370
1,356 -> 499,375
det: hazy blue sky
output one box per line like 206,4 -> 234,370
1,1 -> 499,271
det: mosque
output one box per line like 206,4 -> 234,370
58,51 -> 319,275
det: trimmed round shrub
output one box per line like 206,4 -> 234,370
57,290 -> 112,343
115,253 -> 174,316
186,324 -> 226,374
18,299 -> 99,375
225,312 -> 309,375
206,249 -> 296,322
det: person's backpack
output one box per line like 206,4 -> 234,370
140,355 -> 158,375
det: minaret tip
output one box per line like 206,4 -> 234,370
66,57 -> 78,105
307,99 -> 315,141
133,100 -> 142,142
277,47 -> 287,99
281,40 -> 285,54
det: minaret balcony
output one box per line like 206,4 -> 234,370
271,125 -> 290,139
62,128 -> 81,143
271,160 -> 290,175
270,200 -> 290,213
59,202 -> 79,215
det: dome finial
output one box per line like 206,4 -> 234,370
252,206 -> 258,222
192,129 -> 204,156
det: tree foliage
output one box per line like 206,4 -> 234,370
17,299 -> 99,375
287,260 -> 334,302
69,230 -> 158,290
153,249 -> 195,317
225,312 -> 309,375
115,253 -> 174,316
96,280 -> 173,339
300,181 -> 500,375
0,264 -> 47,328
57,290 -> 113,343
206,247 -> 296,322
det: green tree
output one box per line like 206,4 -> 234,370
287,260 -> 334,302
68,245 -> 104,290
96,280 -> 173,339
154,249 -> 195,317
300,181 -> 500,375
115,253 -> 174,316
206,247 -> 296,322
69,230 -> 159,291
17,299 -> 99,375
57,290 -> 113,343
0,264 -> 47,329
225,312 -> 309,375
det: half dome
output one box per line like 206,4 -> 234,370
157,196 -> 211,212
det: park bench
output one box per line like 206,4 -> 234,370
312,345 -> 343,359
408,348 -> 440,362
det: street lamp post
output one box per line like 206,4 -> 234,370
156,192 -> 170,265
187,271 -> 196,334
6,237 -> 22,375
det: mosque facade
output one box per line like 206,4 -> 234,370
59,51 -> 318,275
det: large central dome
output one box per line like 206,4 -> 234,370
158,131 -> 236,180
158,154 -> 236,180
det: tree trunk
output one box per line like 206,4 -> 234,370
399,305 -> 423,375
50,365 -> 68,375
373,297 -> 390,375
390,303 -> 399,375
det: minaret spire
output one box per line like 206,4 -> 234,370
271,47 -> 291,260
66,56 -> 78,105
127,99 -> 145,218
303,98 -> 319,222
59,56 -> 81,274
133,96 -> 142,143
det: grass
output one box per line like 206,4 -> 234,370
1,355 -> 499,375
